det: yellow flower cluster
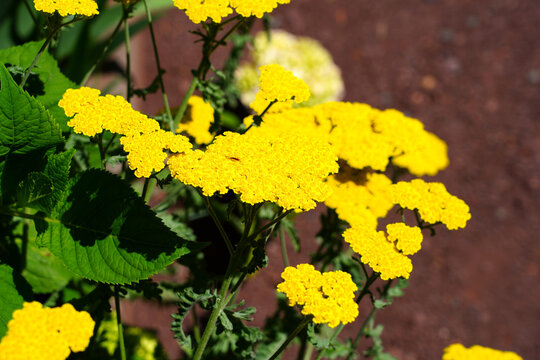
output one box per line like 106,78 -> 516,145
443,344 -> 523,360
276,264 -> 358,328
59,87 -> 192,177
173,0 -> 292,23
325,170 -> 394,230
391,179 -> 471,230
33,0 -> 99,16
168,127 -> 338,211
343,224 -> 422,280
250,64 -> 311,115
250,101 -> 448,176
374,109 -> 449,176
235,30 -> 344,108
177,95 -> 215,145
0,302 -> 95,360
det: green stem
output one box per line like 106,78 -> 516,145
192,306 -> 201,343
314,324 -> 344,360
267,316 -> 312,360
279,226 -> 290,267
248,210 -> 291,242
20,221 -> 29,271
192,275 -> 234,360
20,18 -> 78,88
114,286 -> 127,360
80,16 -> 124,86
172,77 -> 198,131
143,0 -> 174,130
201,194 -> 234,256
123,8 -> 132,101
141,177 -> 157,203
345,308 -> 376,360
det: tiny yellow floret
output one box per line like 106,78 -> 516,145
442,343 -> 523,360
33,0 -> 99,16
0,301 -> 95,360
230,0 -> 291,18
277,264 -> 358,328
172,0 -> 233,23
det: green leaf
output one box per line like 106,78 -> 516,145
36,149 -> 75,213
37,169 -> 193,284
22,240 -> 74,294
0,264 -> 33,339
373,299 -> 391,309
0,63 -> 63,157
0,42 -> 77,130
16,172 -> 53,209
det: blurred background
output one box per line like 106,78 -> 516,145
2,0 -> 538,358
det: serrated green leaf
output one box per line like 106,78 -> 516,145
16,172 -> 53,209
0,63 -> 63,157
219,311 -> 234,331
22,240 -> 74,294
36,149 -> 75,213
0,42 -> 77,130
0,264 -> 33,339
37,169 -> 193,284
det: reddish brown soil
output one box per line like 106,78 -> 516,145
123,0 -> 540,359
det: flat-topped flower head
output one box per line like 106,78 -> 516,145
443,344 -> 523,360
386,223 -> 423,256
34,0 -> 99,16
60,87 -> 192,178
172,0 -> 232,23
168,127 -> 338,211
0,302 -> 95,359
344,226 -> 414,280
230,0 -> 291,18
173,0 -> 294,23
391,179 -> 471,230
277,264 -> 358,328
250,64 -> 310,115
177,95 -> 215,145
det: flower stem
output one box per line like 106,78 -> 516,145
123,7 -> 132,101
200,193 -> 234,256
279,226 -> 290,267
80,16 -> 124,86
114,286 -> 127,360
172,77 -> 198,131
191,275 -> 233,360
248,210 -> 292,242
142,0 -> 174,130
20,18 -> 78,88
314,324 -> 344,360
267,316 -> 312,360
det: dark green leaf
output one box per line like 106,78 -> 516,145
16,172 -> 53,209
22,240 -> 74,294
0,63 -> 63,157
36,149 -> 75,213
0,263 -> 33,339
0,42 -> 77,130
37,169 -> 193,284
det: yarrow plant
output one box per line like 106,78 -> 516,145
0,0 -> 522,359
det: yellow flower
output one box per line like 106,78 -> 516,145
230,0 -> 292,18
343,226 -> 414,280
60,87 -> 192,178
172,0 -> 233,23
168,127 -> 338,211
443,344 -> 523,360
177,96 -> 215,145
33,0 -> 99,16
250,64 -> 310,115
0,302 -> 95,360
277,264 -> 358,328
386,223 -> 423,256
121,129 -> 192,178
325,170 -> 394,229
59,87 -> 159,137
391,179 -> 471,230
374,109 -> 449,176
